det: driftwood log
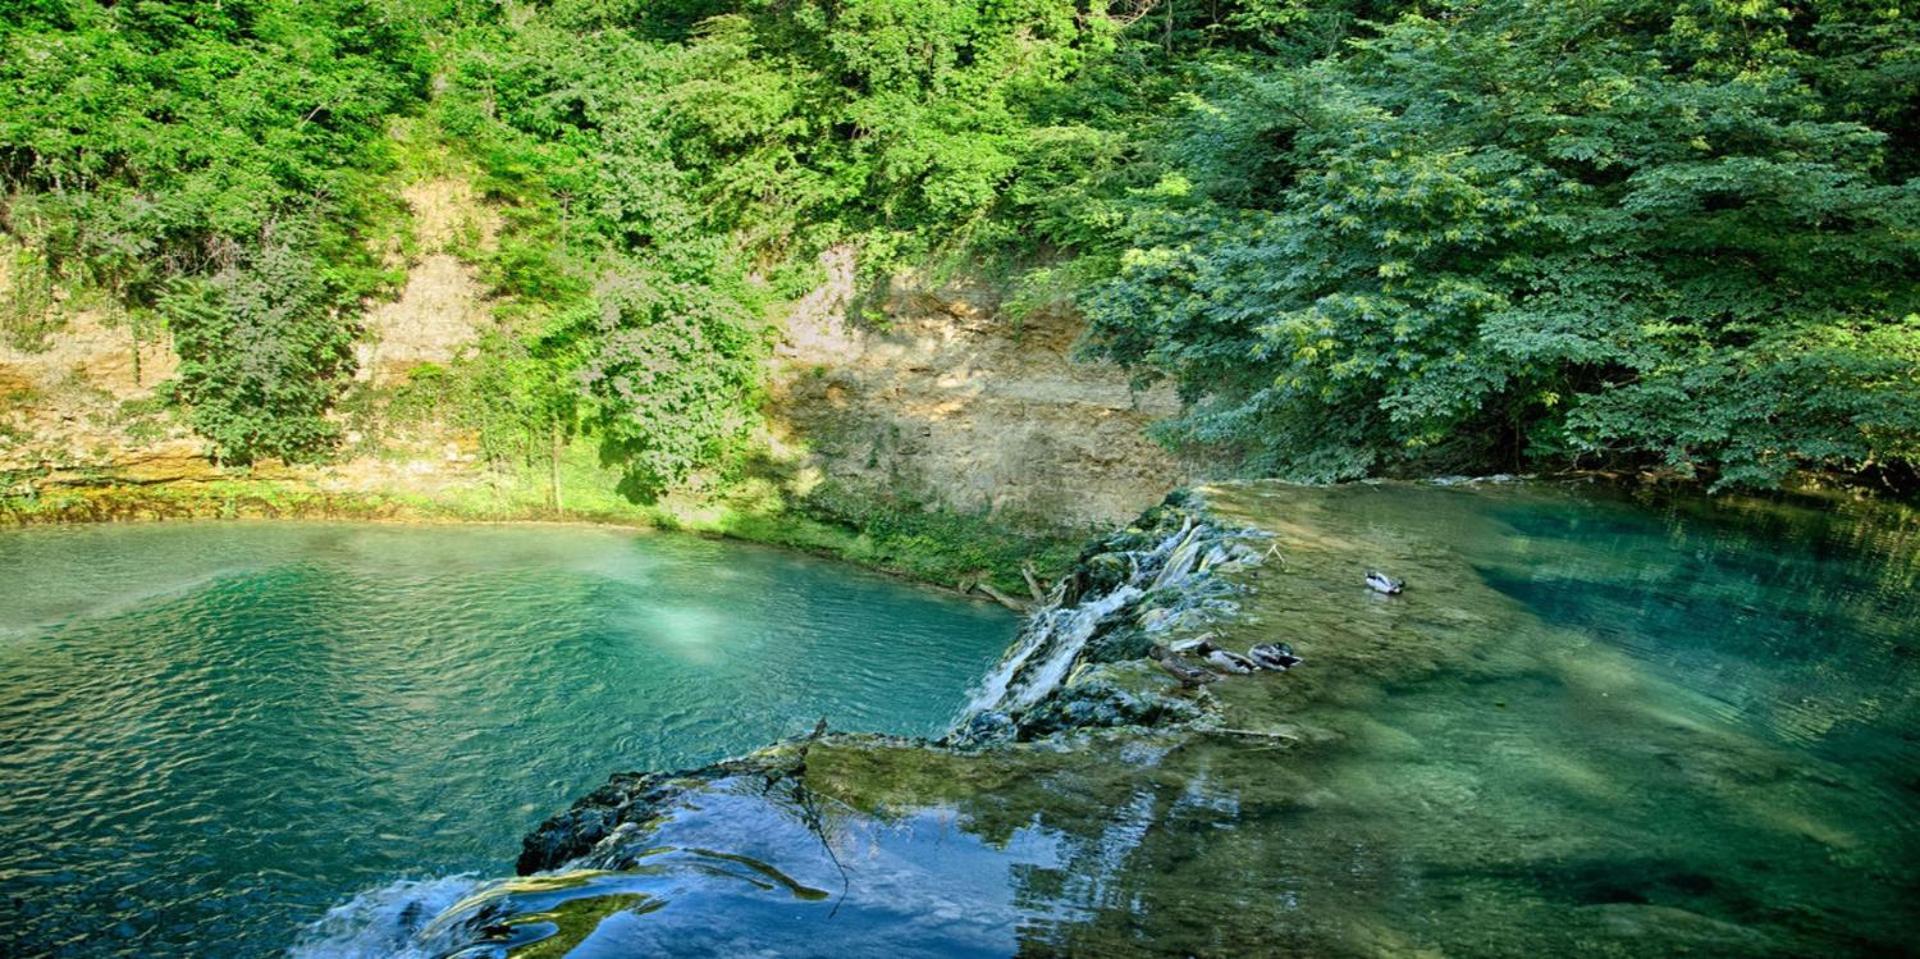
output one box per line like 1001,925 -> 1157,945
972,581 -> 1031,613
1020,561 -> 1049,603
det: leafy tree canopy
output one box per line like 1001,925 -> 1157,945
4,0 -> 1915,492
1079,0 -> 1920,488
1,0 -> 428,461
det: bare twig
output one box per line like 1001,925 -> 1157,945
1204,727 -> 1302,742
1106,0 -> 1162,27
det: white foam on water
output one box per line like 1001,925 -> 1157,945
287,874 -> 481,959
960,516 -> 1234,720
995,584 -> 1143,713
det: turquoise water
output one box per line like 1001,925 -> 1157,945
0,523 -> 1016,958
350,482 -> 1920,958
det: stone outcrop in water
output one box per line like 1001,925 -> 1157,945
516,750 -> 802,876
949,490 -> 1268,744
517,730 -> 927,876
514,490 -> 1269,882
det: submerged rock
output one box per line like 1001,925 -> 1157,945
518,731 -> 936,876
517,750 -> 800,875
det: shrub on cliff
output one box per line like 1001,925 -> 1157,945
161,235 -> 356,464
575,270 -> 768,501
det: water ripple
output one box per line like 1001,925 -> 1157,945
0,523 -> 1015,959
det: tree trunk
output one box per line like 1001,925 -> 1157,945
549,416 -> 564,516
973,581 -> 1030,614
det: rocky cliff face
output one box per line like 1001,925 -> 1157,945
351,177 -> 495,388
0,292 -> 208,486
5,213 -> 1182,527
1,175 -> 501,498
772,251 -> 1186,528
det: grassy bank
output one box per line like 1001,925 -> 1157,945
0,465 -> 1084,602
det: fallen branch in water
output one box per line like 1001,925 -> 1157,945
1203,727 -> 1302,742
972,581 -> 1032,613
1020,561 -> 1048,603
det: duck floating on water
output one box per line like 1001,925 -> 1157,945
1165,636 -> 1294,677
1169,634 -> 1215,655
1247,642 -> 1303,671
1153,651 -> 1219,686
1365,570 -> 1405,595
1205,648 -> 1257,674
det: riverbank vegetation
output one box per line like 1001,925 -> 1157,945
0,470 -> 1080,597
3,0 -> 1916,502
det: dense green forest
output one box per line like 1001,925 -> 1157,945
3,0 -> 1916,492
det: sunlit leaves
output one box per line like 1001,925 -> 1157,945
1081,0 -> 1920,486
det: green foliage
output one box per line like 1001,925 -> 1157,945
1,240 -> 61,351
161,235 -> 356,463
0,0 -> 430,456
7,0 -> 1917,495
577,271 -> 767,500
1081,0 -> 1920,488
0,0 -> 427,286
434,0 -> 1145,280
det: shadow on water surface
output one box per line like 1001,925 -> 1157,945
325,481 -> 1920,958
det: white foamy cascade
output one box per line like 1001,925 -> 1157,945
969,582 -> 1144,715
957,513 -> 1255,727
287,874 -> 481,959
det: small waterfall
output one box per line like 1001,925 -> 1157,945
287,874 -> 481,959
966,582 -> 1145,715
955,509 -> 1260,734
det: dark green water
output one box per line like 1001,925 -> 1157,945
0,523 -> 1016,958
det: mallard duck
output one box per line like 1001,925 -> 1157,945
1154,654 -> 1219,686
1365,570 -> 1405,595
1206,648 -> 1256,674
1247,642 -> 1302,670
1170,635 -> 1216,655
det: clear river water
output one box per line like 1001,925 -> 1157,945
302,481 -> 1918,959
2,481 -> 1918,958
0,523 -> 1017,958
